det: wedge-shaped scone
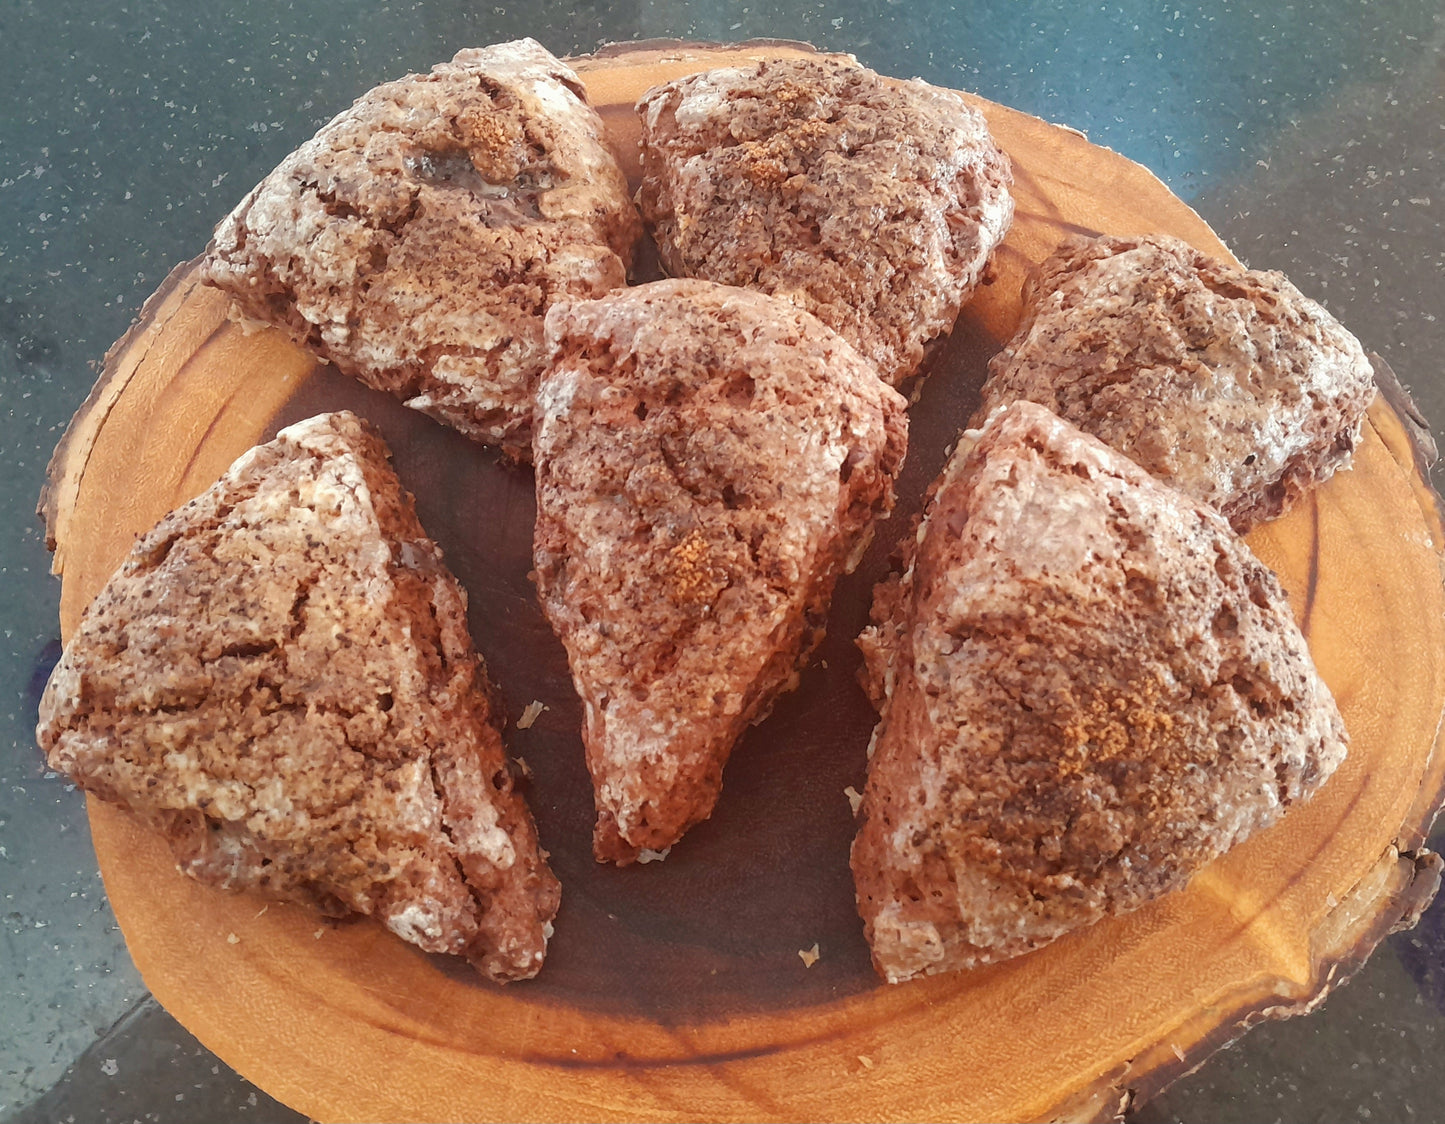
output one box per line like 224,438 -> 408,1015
853,401 -> 1347,983
636,56 -> 1013,389
977,233 -> 1376,531
535,279 -> 909,864
203,39 -> 641,459
36,411 -> 559,982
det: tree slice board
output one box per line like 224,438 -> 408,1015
38,41 -> 1445,1124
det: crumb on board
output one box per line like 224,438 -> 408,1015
516,700 -> 548,729
844,785 -> 863,815
799,942 -> 820,968
512,754 -> 533,780
226,932 -> 240,945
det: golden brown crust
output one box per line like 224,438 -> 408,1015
202,40 -> 642,459
636,56 -> 1013,389
36,412 -> 559,981
852,402 -> 1348,983
534,279 -> 908,864
977,234 -> 1377,531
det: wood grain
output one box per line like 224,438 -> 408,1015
41,41 -> 1445,1123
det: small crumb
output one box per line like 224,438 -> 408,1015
230,308 -> 272,336
254,904 -> 269,918
226,932 -> 240,945
799,942 -> 820,968
314,928 -> 325,939
516,700 -> 548,729
820,659 -> 829,669
637,847 -> 671,864
1170,1042 -> 1185,1062
100,1058 -> 118,1076
844,786 -> 863,815
512,754 -> 533,780
857,1054 -> 875,1070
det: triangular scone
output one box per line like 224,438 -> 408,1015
853,401 -> 1347,984
977,233 -> 1376,531
636,56 -> 1013,390
202,40 -> 641,459
535,279 -> 908,864
37,412 -> 560,982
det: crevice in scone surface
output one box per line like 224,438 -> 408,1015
202,39 -> 642,460
36,411 -> 559,982
852,401 -> 1348,983
534,279 -> 909,864
636,55 -> 1014,388
977,233 -> 1377,532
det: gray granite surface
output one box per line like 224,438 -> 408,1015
2,2 -> 1442,1121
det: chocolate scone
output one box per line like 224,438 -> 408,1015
853,401 -> 1347,984
36,412 -> 560,982
636,56 -> 1013,390
203,39 -> 641,459
534,279 -> 909,864
977,233 -> 1377,531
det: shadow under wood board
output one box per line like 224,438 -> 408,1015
37,41 -> 1445,1124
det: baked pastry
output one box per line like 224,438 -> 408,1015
977,233 -> 1377,531
36,412 -> 560,982
636,56 -> 1013,389
534,279 -> 909,864
852,400 -> 1347,983
202,39 -> 641,460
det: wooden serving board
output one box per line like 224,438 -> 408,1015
40,42 -> 1445,1123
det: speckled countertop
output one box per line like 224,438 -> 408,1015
2,3 -> 1443,1122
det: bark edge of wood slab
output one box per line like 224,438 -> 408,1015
37,41 -> 1445,1124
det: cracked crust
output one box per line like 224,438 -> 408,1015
534,279 -> 908,864
36,411 -> 560,982
852,402 -> 1348,983
636,55 -> 1014,389
201,39 -> 642,460
977,234 -> 1377,532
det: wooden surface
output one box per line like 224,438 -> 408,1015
40,42 -> 1445,1123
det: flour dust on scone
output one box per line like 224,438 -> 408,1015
636,56 -> 1014,389
202,39 -> 641,460
36,411 -> 560,982
978,233 -> 1376,532
852,401 -> 1348,983
534,279 -> 909,864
